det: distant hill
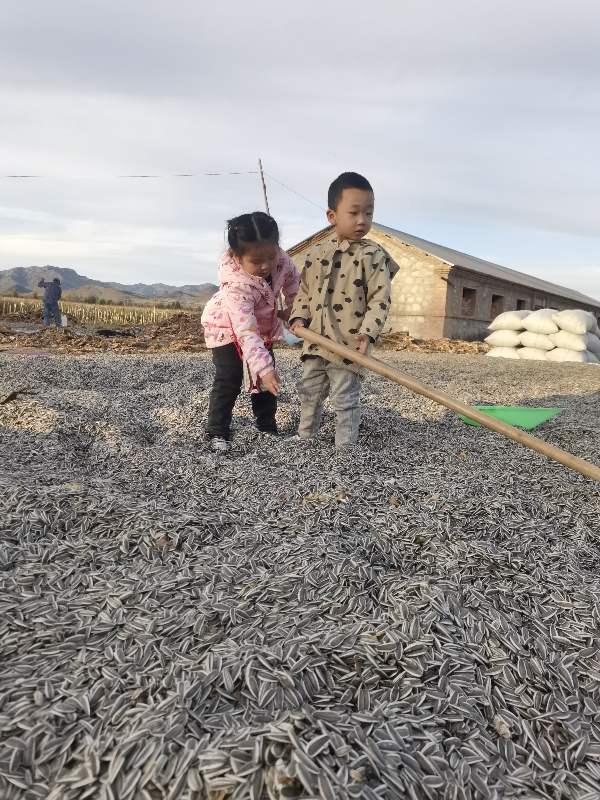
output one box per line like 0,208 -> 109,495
62,284 -> 150,305
0,266 -> 218,305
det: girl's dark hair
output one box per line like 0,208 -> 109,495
227,212 -> 279,256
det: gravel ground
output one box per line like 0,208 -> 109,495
2,350 -> 600,800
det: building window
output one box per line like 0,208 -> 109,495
490,294 -> 504,317
516,299 -> 528,310
461,288 -> 476,317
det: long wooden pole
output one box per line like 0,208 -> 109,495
296,327 -> 600,484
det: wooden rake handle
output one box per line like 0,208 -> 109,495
295,327 -> 600,484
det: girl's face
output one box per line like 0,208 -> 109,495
237,242 -> 280,279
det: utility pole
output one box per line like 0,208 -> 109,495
258,159 -> 270,215
258,158 -> 284,314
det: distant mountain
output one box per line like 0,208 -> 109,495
0,266 -> 218,304
105,281 -> 218,297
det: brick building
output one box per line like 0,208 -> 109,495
288,223 -> 600,341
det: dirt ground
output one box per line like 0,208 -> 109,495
0,313 -> 206,354
0,314 -> 489,356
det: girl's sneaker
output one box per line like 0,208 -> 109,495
210,438 -> 230,453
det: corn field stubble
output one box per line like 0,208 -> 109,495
0,298 -> 183,326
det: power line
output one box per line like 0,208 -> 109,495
263,173 -> 325,211
2,165 -> 326,213
2,171 -> 259,178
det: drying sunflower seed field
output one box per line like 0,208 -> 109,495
1,348 -> 600,800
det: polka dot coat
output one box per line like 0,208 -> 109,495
290,234 -> 399,374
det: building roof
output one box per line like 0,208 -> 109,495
288,223 -> 600,308
372,223 -> 600,307
287,226 -> 333,257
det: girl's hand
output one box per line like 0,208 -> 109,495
260,370 -> 280,396
277,308 -> 291,322
289,319 -> 305,335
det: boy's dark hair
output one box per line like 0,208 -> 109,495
227,212 -> 279,256
328,172 -> 373,211
52,277 -> 60,284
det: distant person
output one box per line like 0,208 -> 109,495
289,172 -> 399,446
201,212 -> 300,452
37,277 -> 62,328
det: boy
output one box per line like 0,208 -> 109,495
289,172 -> 398,446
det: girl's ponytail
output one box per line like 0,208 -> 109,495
227,212 -> 279,256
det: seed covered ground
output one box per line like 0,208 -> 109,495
1,350 -> 600,800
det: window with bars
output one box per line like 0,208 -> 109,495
490,294 -> 504,317
461,287 -> 476,317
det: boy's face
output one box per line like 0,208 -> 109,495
326,188 -> 374,243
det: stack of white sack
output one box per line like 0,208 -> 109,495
517,309 -> 558,361
485,307 -> 600,363
485,310 -> 529,359
547,310 -> 600,363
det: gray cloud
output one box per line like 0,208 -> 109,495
1,0 -> 600,295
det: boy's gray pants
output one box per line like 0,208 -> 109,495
297,356 -> 361,446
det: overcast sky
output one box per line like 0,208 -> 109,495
2,0 -> 600,297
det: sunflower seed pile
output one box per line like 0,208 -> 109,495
1,350 -> 600,800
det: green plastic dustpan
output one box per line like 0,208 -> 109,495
459,406 -> 564,430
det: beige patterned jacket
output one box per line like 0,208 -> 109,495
290,233 -> 399,374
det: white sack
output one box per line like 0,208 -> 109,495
486,347 -> 521,359
548,330 -> 596,352
517,331 -> 555,351
485,330 -> 521,348
521,309 -> 559,335
547,348 -> 598,363
551,309 -> 596,335
517,347 -> 549,361
586,333 -> 600,354
592,319 -> 600,338
488,310 -> 530,331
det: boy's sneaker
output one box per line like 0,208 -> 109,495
210,438 -> 230,453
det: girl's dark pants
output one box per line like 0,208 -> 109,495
206,342 -> 277,440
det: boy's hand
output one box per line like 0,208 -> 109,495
355,333 -> 372,355
277,308 -> 291,322
289,319 -> 305,335
260,369 -> 280,396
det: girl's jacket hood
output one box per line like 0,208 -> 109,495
201,248 -> 300,377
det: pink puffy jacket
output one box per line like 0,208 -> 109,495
201,248 -> 301,377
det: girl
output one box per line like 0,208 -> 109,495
201,212 -> 301,451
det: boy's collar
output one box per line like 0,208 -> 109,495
329,234 -> 363,252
